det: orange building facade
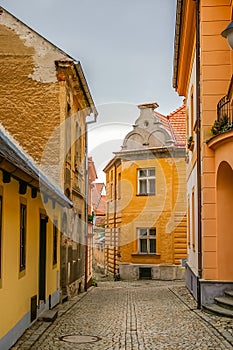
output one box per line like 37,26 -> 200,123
104,103 -> 187,280
173,0 -> 233,305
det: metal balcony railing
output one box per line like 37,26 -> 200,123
217,95 -> 233,127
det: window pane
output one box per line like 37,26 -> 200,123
149,179 -> 155,194
139,169 -> 147,177
140,239 -> 147,253
149,228 -> 156,236
150,239 -> 156,253
148,168 -> 155,177
139,179 -> 147,194
139,228 -> 147,237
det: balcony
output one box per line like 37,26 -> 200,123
211,95 -> 233,136
208,86 -> 233,151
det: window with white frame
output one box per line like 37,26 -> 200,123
138,228 -> 156,254
137,168 -> 155,195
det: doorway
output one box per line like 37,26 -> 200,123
217,161 -> 233,279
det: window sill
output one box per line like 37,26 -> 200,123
131,253 -> 160,257
136,193 -> 155,197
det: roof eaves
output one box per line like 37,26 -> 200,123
0,127 -> 72,208
173,0 -> 184,89
74,62 -> 98,118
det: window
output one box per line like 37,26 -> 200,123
138,228 -> 156,254
0,196 -> 2,280
187,195 -> 191,248
191,189 -> 195,251
190,90 -> 194,137
65,115 -> 71,164
20,204 -> 27,271
138,168 -> 155,195
75,123 -> 82,167
118,173 -> 121,199
53,220 -> 58,265
110,183 -> 113,200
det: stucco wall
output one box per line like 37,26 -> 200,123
105,153 -> 187,275
0,176 -> 61,347
0,10 -> 69,163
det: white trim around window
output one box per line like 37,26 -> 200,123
137,168 -> 155,195
138,227 -> 156,254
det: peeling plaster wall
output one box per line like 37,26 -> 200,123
0,9 -> 69,83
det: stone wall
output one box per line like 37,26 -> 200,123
119,263 -> 185,281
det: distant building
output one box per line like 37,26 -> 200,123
92,182 -> 106,271
86,157 -> 98,288
104,103 -> 187,280
0,127 -> 72,350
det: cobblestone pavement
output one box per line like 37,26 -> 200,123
11,280 -> 233,350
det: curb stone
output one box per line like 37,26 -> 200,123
10,286 -> 95,349
170,286 -> 233,347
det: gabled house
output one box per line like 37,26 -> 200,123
173,0 -> 233,307
104,103 -> 187,280
0,7 -> 97,299
0,126 -> 72,350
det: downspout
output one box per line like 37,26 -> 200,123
84,113 -> 97,291
113,163 -> 117,278
195,0 -> 202,309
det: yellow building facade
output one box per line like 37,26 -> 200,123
173,0 -> 233,306
0,7 -> 97,299
0,127 -> 72,350
104,103 -> 187,280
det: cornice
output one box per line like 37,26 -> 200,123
173,0 -> 196,96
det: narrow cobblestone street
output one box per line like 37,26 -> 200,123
11,280 -> 233,350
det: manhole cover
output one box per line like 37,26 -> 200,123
60,335 -> 101,344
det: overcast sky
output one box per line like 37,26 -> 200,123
0,0 -> 183,181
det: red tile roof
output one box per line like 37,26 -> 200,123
91,182 -> 106,213
96,195 -> 106,215
154,104 -> 186,147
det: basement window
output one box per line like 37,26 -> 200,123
139,267 -> 152,280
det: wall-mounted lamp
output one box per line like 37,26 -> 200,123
221,21 -> 233,49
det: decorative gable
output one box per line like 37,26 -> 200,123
122,103 -> 174,150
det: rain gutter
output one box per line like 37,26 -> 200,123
194,0 -> 202,310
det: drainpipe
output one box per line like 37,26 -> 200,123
113,164 -> 117,278
194,0 -> 202,309
84,113 -> 97,291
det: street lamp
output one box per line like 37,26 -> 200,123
221,20 -> 233,49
